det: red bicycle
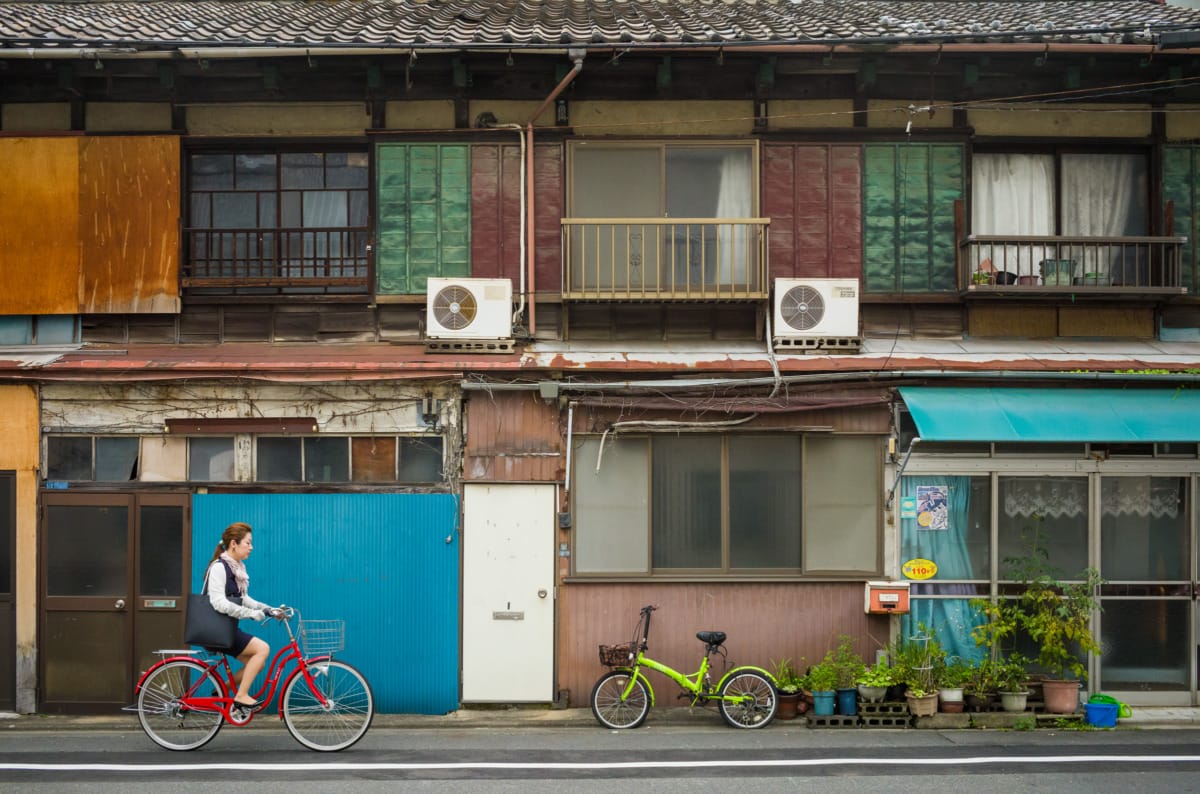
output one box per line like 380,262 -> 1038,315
132,607 -> 373,752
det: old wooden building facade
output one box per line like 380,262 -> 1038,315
2,0 -> 1200,713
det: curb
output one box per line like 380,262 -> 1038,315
2,706 -> 1195,732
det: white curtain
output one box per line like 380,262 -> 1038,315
972,154 -> 1055,278
715,150 -> 752,286
1062,154 -> 1145,279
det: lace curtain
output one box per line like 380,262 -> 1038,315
1003,476 -> 1181,519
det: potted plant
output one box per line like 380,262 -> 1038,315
898,624 -> 942,718
1007,519 -> 1105,714
937,658 -> 971,713
995,655 -> 1031,713
806,662 -> 838,716
963,659 -> 998,713
856,662 -> 894,704
770,658 -> 805,720
827,636 -> 866,716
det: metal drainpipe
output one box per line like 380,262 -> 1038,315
522,48 -> 586,338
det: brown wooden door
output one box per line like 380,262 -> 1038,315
40,492 -> 188,713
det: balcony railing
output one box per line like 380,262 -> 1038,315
183,227 -> 370,293
960,235 -> 1187,294
562,218 -> 769,300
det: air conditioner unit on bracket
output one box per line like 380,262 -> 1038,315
772,278 -> 860,349
426,277 -> 513,340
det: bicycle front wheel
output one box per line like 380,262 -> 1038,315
717,670 -> 777,729
136,660 -> 224,751
591,670 -> 650,729
281,660 -> 374,751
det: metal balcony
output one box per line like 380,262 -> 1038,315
960,235 -> 1187,295
562,218 -> 770,301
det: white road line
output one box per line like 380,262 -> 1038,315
2,756 -> 1200,772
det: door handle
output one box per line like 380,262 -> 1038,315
114,599 -> 126,610
537,589 -> 548,599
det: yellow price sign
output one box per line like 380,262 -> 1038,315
902,558 -> 938,580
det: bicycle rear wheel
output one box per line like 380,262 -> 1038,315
591,671 -> 650,729
281,660 -> 374,751
717,670 -> 777,728
136,660 -> 224,751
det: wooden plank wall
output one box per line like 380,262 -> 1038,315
763,144 -> 863,280
470,142 -> 564,293
0,135 -> 180,316
79,136 -> 180,314
462,389 -> 563,482
556,581 -> 890,707
0,138 -> 80,314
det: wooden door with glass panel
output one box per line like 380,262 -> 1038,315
40,492 -> 188,712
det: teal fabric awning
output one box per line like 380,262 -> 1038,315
898,386 -> 1200,443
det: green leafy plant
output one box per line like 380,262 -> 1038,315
964,659 -> 998,696
857,662 -> 895,688
970,515 -> 1104,682
994,655 -> 1030,693
825,635 -> 867,690
769,658 -> 804,695
805,662 -> 837,693
1012,716 -> 1038,731
938,658 -> 973,689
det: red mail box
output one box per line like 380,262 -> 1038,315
864,581 -> 910,614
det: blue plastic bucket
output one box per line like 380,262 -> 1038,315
1085,701 -> 1118,728
812,691 -> 836,716
836,687 -> 858,716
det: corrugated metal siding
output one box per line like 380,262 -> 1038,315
466,142 -> 561,292
463,390 -> 563,481
376,143 -> 471,295
557,582 -> 889,707
79,136 -> 180,314
863,143 -> 963,293
1163,145 -> 1197,293
763,144 -> 862,280
191,493 -> 460,714
533,143 -> 564,294
0,138 -> 80,315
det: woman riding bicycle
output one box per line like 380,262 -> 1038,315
204,522 -> 284,716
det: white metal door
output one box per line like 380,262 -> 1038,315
461,483 -> 555,702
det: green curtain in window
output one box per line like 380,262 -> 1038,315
376,144 -> 470,294
900,475 -> 986,663
863,143 -> 963,293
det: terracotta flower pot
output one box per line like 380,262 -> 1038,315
777,691 -> 802,720
1041,679 -> 1081,714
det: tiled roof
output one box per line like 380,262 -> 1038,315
1,0 -> 1199,51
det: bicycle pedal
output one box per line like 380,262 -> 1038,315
229,705 -> 253,724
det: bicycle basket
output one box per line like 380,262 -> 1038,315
299,619 -> 345,656
598,642 -> 634,667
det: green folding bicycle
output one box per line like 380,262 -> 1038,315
591,603 -> 778,729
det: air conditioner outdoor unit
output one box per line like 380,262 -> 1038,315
425,277 -> 513,340
772,278 -> 860,349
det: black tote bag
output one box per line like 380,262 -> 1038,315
183,565 -> 237,649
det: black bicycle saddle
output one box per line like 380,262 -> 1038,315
696,631 -> 726,646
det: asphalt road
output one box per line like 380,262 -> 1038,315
3,724 -> 1200,792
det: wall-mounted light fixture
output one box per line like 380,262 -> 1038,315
421,394 -> 442,429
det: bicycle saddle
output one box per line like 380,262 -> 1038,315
696,631 -> 726,646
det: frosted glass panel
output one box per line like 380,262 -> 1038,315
652,436 -> 720,570
803,436 -> 880,572
574,438 -> 649,573
729,437 -> 800,569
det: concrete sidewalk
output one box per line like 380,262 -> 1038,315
3,704 -> 1198,732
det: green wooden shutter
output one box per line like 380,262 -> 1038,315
863,143 -> 963,293
376,144 -> 470,295
1163,146 -> 1198,293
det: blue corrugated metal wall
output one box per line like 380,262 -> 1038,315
191,493 -> 460,714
